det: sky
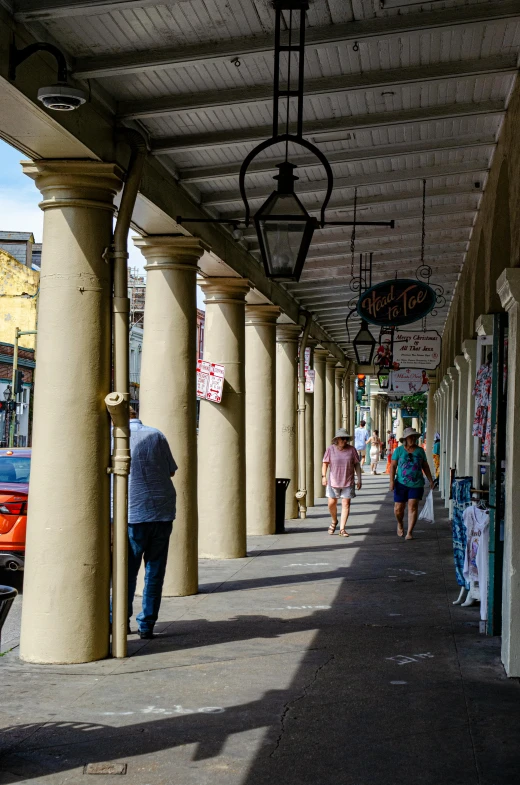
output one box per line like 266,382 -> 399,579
0,138 -> 204,308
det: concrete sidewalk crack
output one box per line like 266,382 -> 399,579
270,652 -> 335,758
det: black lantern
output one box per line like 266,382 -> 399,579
353,320 -> 376,365
254,162 -> 317,282
377,367 -> 390,390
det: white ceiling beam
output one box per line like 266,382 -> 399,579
68,1 -> 520,78
203,161 -> 487,207
119,56 -> 516,120
152,101 -> 505,154
249,224 -> 472,252
180,136 -> 497,184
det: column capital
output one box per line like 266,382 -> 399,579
22,160 -> 123,212
200,277 -> 250,303
498,268 -> 520,313
276,323 -> 301,342
335,365 -> 346,379
325,355 -> 337,368
245,304 -> 281,326
475,313 -> 494,336
440,376 -> 450,391
134,235 -> 210,271
454,354 -> 466,373
447,366 -> 457,382
306,336 -> 320,349
462,339 -> 477,363
313,347 -> 329,361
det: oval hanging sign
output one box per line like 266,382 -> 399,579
357,278 -> 437,327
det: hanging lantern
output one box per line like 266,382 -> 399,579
353,320 -> 376,365
254,162 -> 318,282
377,367 -> 390,390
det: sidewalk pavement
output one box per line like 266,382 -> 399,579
1,470 -> 520,784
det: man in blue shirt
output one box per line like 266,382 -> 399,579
128,408 -> 177,639
354,420 -> 369,468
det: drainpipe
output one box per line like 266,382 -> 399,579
105,130 -> 147,659
297,312 -> 312,519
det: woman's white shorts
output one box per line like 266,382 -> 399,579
326,485 -> 356,499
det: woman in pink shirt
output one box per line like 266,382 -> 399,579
322,428 -> 362,537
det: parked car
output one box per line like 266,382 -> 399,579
0,448 -> 30,572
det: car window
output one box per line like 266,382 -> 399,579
0,457 -> 31,483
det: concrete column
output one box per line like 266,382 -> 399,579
325,356 -> 337,444
462,340 -> 477,482
454,354 -> 469,477
245,305 -> 280,535
370,393 -> 377,435
19,160 -> 123,664
426,376 -> 438,474
135,236 -> 207,596
386,402 -> 393,434
497,269 -> 520,675
447,367 -> 459,511
335,366 -> 343,429
198,278 -> 250,558
349,375 -> 356,432
313,348 -> 328,498
439,378 -> 449,499
341,369 -> 348,430
305,340 -> 317,508
276,323 -> 301,519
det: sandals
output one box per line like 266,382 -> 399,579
328,522 -> 337,535
339,529 -> 349,537
397,523 -> 404,537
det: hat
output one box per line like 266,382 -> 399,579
399,427 -> 420,443
334,428 -> 352,440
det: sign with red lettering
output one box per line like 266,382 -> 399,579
196,360 -> 225,404
357,279 -> 436,327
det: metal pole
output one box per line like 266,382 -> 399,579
9,329 -> 37,448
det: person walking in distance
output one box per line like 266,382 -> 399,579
322,428 -> 362,537
432,432 -> 441,480
127,407 -> 178,639
389,426 -> 434,540
354,420 -> 369,469
368,430 -> 382,475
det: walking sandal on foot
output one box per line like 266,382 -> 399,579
328,522 -> 337,535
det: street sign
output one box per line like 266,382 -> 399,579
357,279 -> 437,327
391,368 -> 429,393
196,360 -> 226,404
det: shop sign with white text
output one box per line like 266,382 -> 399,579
357,279 -> 437,327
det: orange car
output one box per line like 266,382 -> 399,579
0,448 -> 30,572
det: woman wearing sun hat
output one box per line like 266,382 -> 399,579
322,428 -> 362,538
389,426 -> 435,540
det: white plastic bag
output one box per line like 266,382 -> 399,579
418,490 -> 435,523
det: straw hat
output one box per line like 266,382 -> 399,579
399,426 -> 421,443
333,428 -> 352,440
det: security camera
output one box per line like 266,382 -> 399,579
37,83 -> 87,111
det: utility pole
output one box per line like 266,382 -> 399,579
9,328 -> 37,448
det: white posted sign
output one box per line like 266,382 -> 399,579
391,369 -> 429,394
392,330 -> 441,370
196,359 -> 226,404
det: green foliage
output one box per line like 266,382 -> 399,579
400,392 -> 427,415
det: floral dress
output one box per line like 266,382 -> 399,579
472,363 -> 492,456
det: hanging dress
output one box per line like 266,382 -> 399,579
472,363 -> 492,456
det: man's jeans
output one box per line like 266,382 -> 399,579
128,521 -> 173,633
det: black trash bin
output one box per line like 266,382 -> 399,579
0,585 -> 17,650
275,478 -> 291,534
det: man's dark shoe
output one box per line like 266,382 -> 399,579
139,629 -> 154,639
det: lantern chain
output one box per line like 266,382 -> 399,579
350,187 -> 357,278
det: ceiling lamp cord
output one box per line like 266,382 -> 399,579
350,187 -> 358,278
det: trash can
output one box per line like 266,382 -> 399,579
0,585 -> 17,651
275,478 -> 291,534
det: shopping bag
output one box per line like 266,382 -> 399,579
418,490 -> 435,523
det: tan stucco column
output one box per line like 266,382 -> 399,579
135,236 -> 208,595
313,348 -> 328,498
426,376 -> 438,474
447,368 -> 458,510
454,354 -> 469,477
305,339 -> 317,508
349,375 -> 357,432
245,305 -> 280,535
462,340 -> 477,482
439,378 -> 449,499
341,368 -> 348,430
276,323 -> 301,519
19,161 -> 122,664
335,366 -> 343,430
325,356 -> 336,444
198,278 -> 250,558
497,269 -> 520,675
